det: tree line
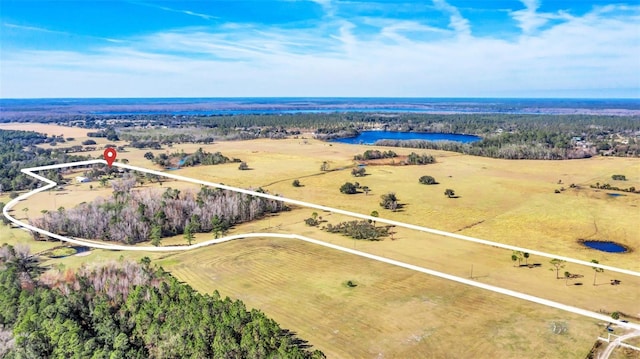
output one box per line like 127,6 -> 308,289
32,177 -> 288,244
0,244 -> 325,358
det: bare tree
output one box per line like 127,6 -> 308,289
550,259 -> 566,279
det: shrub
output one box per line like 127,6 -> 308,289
82,139 -> 97,146
612,174 -> 626,181
238,162 -> 249,170
419,175 -> 437,185
292,179 -> 301,187
304,217 -> 319,226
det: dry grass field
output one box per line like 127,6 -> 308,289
2,124 -> 639,358
159,237 -> 603,358
0,123 -> 90,138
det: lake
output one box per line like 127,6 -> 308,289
331,131 -> 481,145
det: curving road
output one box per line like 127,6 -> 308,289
599,330 -> 640,359
3,159 -> 640,332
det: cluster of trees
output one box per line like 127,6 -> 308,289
611,174 -> 626,181
354,150 -> 397,161
32,177 -> 287,244
339,182 -> 370,195
380,192 -> 399,210
589,182 -> 637,193
351,167 -> 366,177
324,220 -> 389,240
405,152 -> 436,165
0,130 -> 89,192
87,127 -> 119,141
149,148 -> 240,168
0,244 -> 325,358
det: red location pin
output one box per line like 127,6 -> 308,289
104,148 -> 117,167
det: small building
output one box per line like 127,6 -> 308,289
75,176 -> 90,183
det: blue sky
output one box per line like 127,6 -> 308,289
1,0 -> 639,98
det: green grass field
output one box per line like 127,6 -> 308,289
1,125 -> 638,358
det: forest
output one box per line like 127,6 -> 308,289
0,130 -> 90,192
31,176 -> 288,244
0,244 -> 325,358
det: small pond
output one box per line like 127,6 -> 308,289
331,131 -> 481,145
607,193 -> 625,197
581,240 -> 628,253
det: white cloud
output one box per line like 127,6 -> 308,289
1,4 -> 639,98
432,0 -> 471,37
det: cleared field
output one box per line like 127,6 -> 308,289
0,123 -> 90,138
160,236 -> 604,358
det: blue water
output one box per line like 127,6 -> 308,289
331,131 -> 481,145
607,193 -> 625,197
582,241 -> 628,253
2,98 -> 639,117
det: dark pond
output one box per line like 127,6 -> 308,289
582,240 -> 628,253
331,131 -> 481,145
607,193 -> 625,197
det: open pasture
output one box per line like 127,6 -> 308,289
3,127 -> 639,357
161,236 -> 603,358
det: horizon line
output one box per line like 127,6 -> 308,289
2,96 -> 640,101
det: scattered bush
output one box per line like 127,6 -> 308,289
81,139 -> 97,146
238,162 -> 249,170
612,174 -> 626,181
292,179 -> 301,187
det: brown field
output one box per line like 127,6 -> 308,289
0,123 -> 90,138
2,126 -> 639,358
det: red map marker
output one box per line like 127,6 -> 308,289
104,148 -> 117,167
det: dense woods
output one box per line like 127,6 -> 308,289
0,244 -> 325,358
0,130 -> 89,192
32,178 -> 287,244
